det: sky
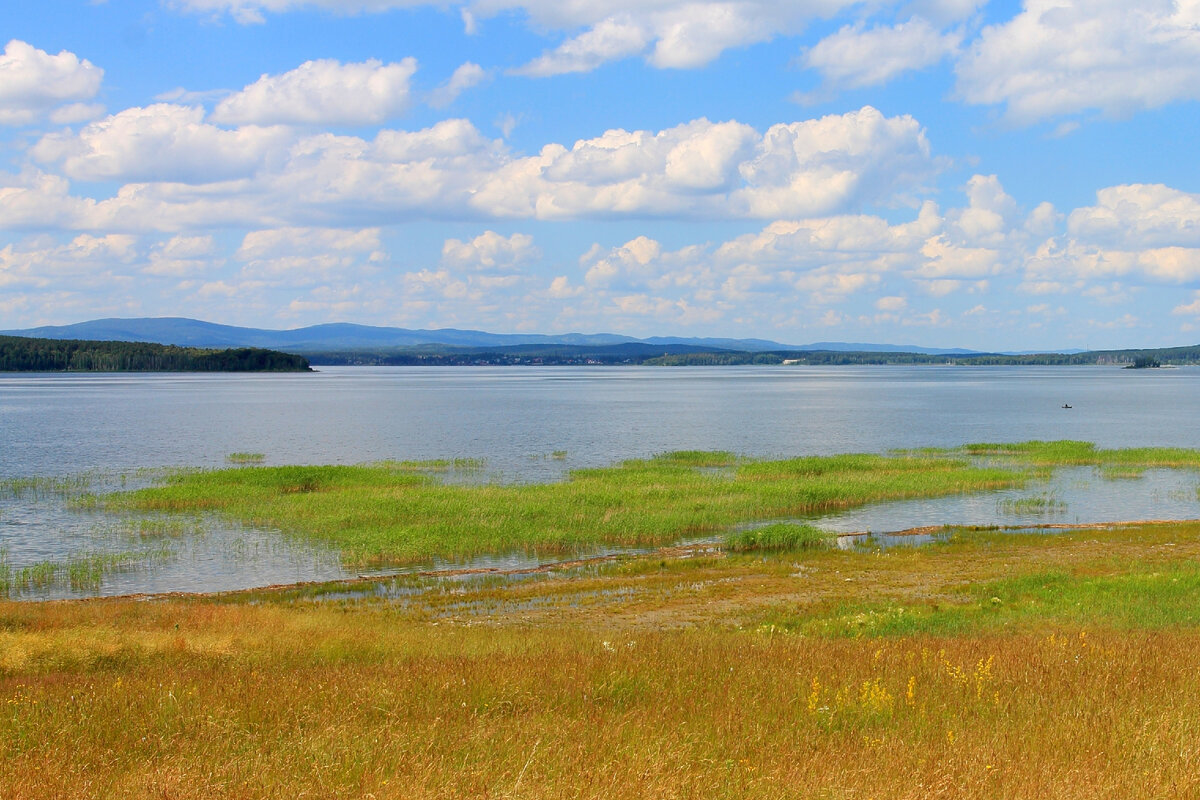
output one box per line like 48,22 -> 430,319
1,0 -> 1199,350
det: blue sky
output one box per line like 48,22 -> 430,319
2,0 -> 1199,350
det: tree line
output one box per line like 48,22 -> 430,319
0,336 -> 312,372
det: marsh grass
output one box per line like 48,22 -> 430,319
118,518 -> 203,539
962,440 -> 1200,469
0,473 -> 98,500
1098,465 -> 1146,480
996,493 -> 1067,515
225,452 -> 265,465
0,549 -> 171,598
724,522 -> 833,552
103,451 -> 1026,567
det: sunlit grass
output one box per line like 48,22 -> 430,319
6,520 -> 1200,797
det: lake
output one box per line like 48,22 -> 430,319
3,365 -> 1200,598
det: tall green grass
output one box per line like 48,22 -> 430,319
104,451 -> 1025,567
724,523 -> 834,552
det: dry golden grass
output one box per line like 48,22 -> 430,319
5,523 -> 1200,798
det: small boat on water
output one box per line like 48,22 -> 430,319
1062,404 -> 1072,409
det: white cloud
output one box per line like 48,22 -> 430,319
235,227 -> 385,281
211,58 -> 418,125
875,295 -> 907,311
714,201 -> 941,274
0,234 -> 137,289
144,234 -> 218,277
947,174 -> 1017,246
1021,185 -> 1200,287
171,1 -> 861,73
441,231 -> 539,272
583,236 -> 667,288
1172,293 -> 1200,316
513,17 -> 651,77
256,109 -> 936,225
916,235 -> 1001,279
546,275 -> 584,298
1067,185 -> 1200,249
428,62 -> 487,108
805,19 -> 961,88
732,107 -> 936,218
48,103 -> 106,125
956,0 -> 1200,124
0,40 -> 103,126
0,171 -> 97,230
237,226 -> 382,261
32,104 -> 292,184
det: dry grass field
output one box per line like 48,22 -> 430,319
5,518 -> 1200,798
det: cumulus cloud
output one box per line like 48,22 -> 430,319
804,19 -> 961,88
31,104 -> 292,184
0,170 -> 97,229
1024,185 -> 1200,287
582,236 -> 669,288
211,58 -> 418,125
26,108 -> 924,229
731,107 -> 936,218
441,231 -> 539,272
956,0 -> 1200,123
947,174 -> 1018,246
0,40 -> 104,125
1067,185 -> 1200,249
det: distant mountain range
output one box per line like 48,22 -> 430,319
0,317 -> 993,356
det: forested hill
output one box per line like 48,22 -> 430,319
0,336 -> 312,372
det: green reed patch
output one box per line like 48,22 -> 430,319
1098,465 -> 1147,480
961,440 -> 1200,468
724,523 -> 833,553
996,493 -> 1067,515
0,548 -> 172,597
104,451 -> 1026,568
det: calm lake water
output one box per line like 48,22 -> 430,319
3,365 -> 1200,598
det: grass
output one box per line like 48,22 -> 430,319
723,522 -> 834,552
0,550 -> 171,597
102,451 -> 1026,567
996,493 -> 1067,515
225,452 -> 265,465
960,439 -> 1200,468
6,520 -> 1200,797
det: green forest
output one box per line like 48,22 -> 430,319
0,336 -> 311,372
